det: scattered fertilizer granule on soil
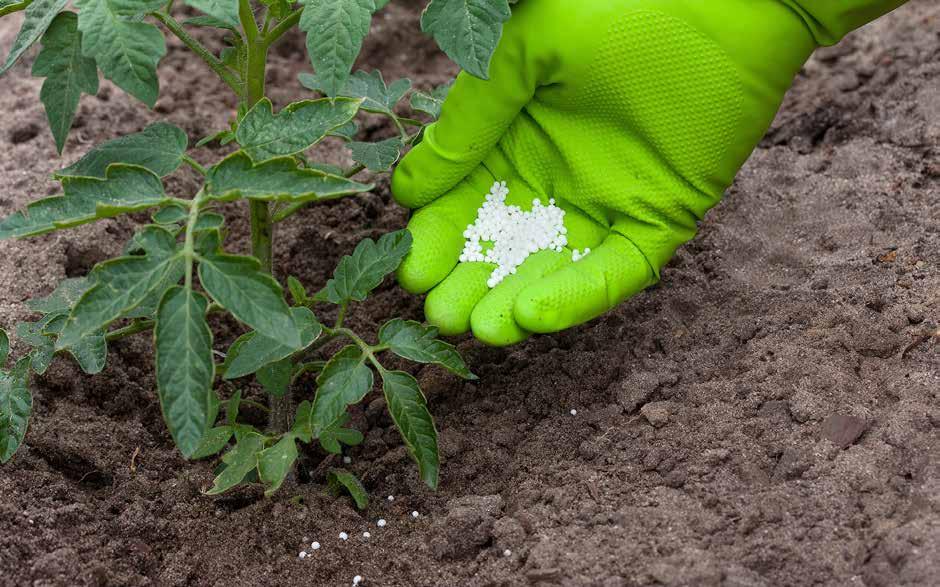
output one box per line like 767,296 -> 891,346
460,181 -> 568,288
353,576 -> 363,586
411,511 -> 420,519
570,409 -> 578,416
339,532 -> 349,541
362,532 -> 371,539
377,519 -> 387,527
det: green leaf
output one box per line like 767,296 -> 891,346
205,431 -> 264,495
328,120 -> 358,141
218,332 -> 252,378
291,399 -> 314,442
183,0 -> 238,28
15,320 -> 55,375
30,12 -> 99,154
381,369 -> 439,489
26,277 -> 92,314
310,345 -> 372,434
256,357 -> 292,397
224,307 -> 321,380
42,314 -> 108,374
57,226 -> 183,350
349,138 -> 403,172
236,97 -> 361,163
410,82 -> 451,119
207,152 -> 372,204
198,253 -> 300,347
374,0 -> 390,9
0,164 -> 170,240
152,204 -> 188,225
0,0 -> 68,74
0,330 -> 8,367
225,389 -> 241,424
57,123 -> 188,179
207,387 -> 221,425
155,286 -> 214,458
0,360 -> 32,463
300,69 -> 410,115
287,276 -> 308,306
318,413 -> 363,454
379,318 -> 475,379
327,468 -> 368,509
193,212 -> 224,232
421,0 -> 511,79
192,425 -> 233,459
258,434 -> 298,496
316,229 -> 412,304
298,0 -> 374,98
75,0 -> 167,106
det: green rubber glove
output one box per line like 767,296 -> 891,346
392,0 -> 907,346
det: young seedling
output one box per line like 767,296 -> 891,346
0,0 -> 509,496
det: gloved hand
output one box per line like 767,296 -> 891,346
392,0 -> 907,346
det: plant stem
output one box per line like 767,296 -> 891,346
249,201 -> 274,273
239,0 -> 259,43
181,154 -> 207,176
106,319 -> 155,342
183,190 -> 206,290
151,11 -> 241,95
105,303 -> 222,342
331,327 -> 388,372
334,301 -> 348,329
265,8 -> 303,48
238,7 -> 289,434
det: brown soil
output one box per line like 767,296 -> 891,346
1,2 -> 938,586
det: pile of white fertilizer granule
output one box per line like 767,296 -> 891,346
459,181 -> 573,288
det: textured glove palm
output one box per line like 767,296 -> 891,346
392,0 -> 906,346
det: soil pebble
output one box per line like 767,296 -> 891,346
820,414 -> 869,448
640,401 -> 671,427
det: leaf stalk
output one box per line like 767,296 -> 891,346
151,11 -> 241,95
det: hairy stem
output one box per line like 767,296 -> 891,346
181,154 -> 207,176
105,319 -> 155,342
334,301 -> 348,329
265,8 -> 303,48
183,190 -> 207,290
237,10 -> 289,434
151,11 -> 241,95
331,327 -> 388,372
239,0 -> 259,43
105,303 -> 222,343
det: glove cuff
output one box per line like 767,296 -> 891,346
778,0 -> 909,46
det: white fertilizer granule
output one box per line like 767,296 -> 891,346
460,181 -> 568,288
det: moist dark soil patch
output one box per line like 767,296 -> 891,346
1,2 -> 938,586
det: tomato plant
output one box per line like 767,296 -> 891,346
0,0 -> 512,498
